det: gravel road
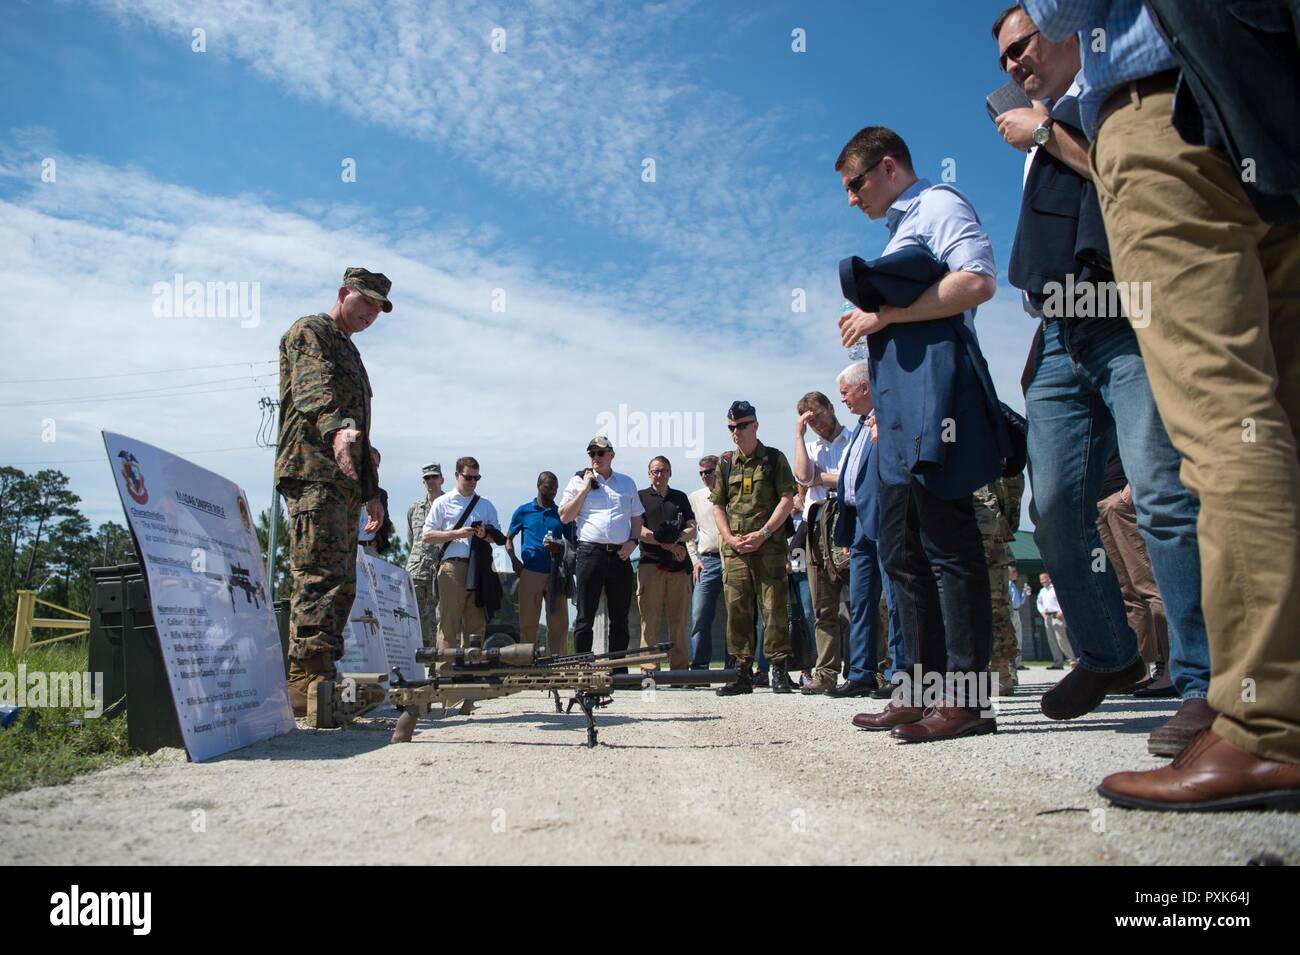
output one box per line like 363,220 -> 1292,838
2,669 -> 1296,865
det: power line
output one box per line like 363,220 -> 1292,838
0,382 -> 274,408
6,445 -> 264,467
0,360 -> 277,385
0,371 -> 276,405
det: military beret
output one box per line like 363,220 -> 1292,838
342,267 -> 393,312
727,400 -> 757,420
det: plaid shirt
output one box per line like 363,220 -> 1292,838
1021,0 -> 1178,136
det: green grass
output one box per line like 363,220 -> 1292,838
0,639 -> 133,797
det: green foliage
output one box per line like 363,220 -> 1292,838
0,639 -> 132,796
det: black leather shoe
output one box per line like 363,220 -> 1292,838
828,678 -> 876,699
752,670 -> 769,688
770,662 -> 793,694
870,683 -> 897,699
1041,658 -> 1148,720
1133,665 -> 1177,698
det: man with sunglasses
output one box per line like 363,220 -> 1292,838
992,4 -> 1211,756
712,401 -> 797,696
558,435 -> 645,659
421,456 -> 501,671
834,127 -> 1003,740
405,462 -> 445,647
686,454 -> 723,669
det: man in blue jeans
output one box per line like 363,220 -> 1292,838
686,455 -> 723,669
992,3 -> 1211,755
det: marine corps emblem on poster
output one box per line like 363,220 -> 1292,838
118,450 -> 148,504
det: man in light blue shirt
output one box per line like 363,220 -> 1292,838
835,126 -> 1000,743
1024,0 -> 1300,813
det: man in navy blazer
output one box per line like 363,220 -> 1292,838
835,125 -> 1001,742
830,363 -> 907,709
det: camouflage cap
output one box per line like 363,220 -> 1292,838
342,267 -> 393,312
727,400 -> 757,421
587,434 -> 614,452
421,463 -> 442,478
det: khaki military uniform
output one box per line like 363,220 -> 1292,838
973,474 -> 1024,685
711,442 -> 797,665
276,313 -> 376,670
406,496 -> 441,646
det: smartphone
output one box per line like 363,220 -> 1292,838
986,80 -> 1032,122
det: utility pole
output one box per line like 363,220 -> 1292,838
257,396 -> 282,601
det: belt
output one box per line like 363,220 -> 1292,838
700,550 -> 720,559
578,542 -> 623,553
444,556 -> 469,563
1095,69 -> 1179,133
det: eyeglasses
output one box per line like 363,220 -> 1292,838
844,156 -> 886,195
459,474 -> 482,482
699,468 -> 716,476
999,29 -> 1039,71
727,420 -> 756,432
649,469 -> 669,476
588,449 -> 612,458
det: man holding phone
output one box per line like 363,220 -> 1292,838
421,456 -> 501,671
558,436 -> 645,658
991,4 -> 1211,757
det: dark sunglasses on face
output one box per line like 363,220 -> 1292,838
699,469 -> 716,476
460,474 -> 482,481
589,449 -> 611,458
727,421 -> 756,432
1000,29 -> 1039,71
845,156 -> 886,194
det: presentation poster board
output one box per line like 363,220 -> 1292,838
361,553 -> 424,680
103,432 -> 295,762
336,547 -> 391,676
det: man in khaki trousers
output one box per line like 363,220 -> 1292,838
421,457 -> 500,674
1023,0 -> 1300,810
636,456 -> 697,670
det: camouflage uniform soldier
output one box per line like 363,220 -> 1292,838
276,267 -> 392,724
406,463 -> 444,646
712,401 -> 797,696
973,473 -> 1025,694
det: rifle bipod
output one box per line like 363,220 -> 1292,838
565,690 -> 611,747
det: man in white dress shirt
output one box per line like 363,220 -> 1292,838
1036,572 -> 1075,668
422,456 -> 500,671
791,390 -> 853,694
557,435 -> 645,660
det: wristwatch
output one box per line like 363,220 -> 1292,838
1031,117 -> 1054,147
760,526 -> 772,539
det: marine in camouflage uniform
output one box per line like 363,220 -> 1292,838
406,463 -> 443,647
276,267 -> 392,720
973,473 -> 1025,694
712,401 -> 798,695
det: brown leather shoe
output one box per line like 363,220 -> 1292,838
852,701 -> 925,731
1041,658 -> 1147,720
1147,698 -> 1216,758
1099,730 -> 1300,812
890,705 -> 996,743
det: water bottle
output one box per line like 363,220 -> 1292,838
842,300 -> 868,361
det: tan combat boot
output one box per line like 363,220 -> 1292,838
300,655 -> 339,728
286,658 -> 315,717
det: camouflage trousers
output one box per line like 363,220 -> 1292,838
973,477 -> 1023,669
411,574 -> 439,647
722,540 -> 789,664
280,479 -> 361,664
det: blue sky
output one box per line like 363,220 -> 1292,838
1,0 -> 1041,538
